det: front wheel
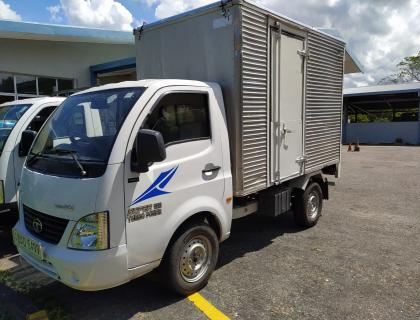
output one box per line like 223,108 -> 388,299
293,182 -> 323,228
162,221 -> 219,295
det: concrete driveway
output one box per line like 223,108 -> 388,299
1,146 -> 419,319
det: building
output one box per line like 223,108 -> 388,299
343,83 -> 420,145
0,20 -> 136,103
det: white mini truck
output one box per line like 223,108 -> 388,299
0,97 -> 64,217
13,1 -> 350,294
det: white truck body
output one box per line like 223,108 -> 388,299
13,1 -> 347,294
14,80 -> 232,290
0,97 -> 64,215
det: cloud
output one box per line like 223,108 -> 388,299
146,0 -> 214,19
147,0 -> 420,88
47,5 -> 63,23
0,0 -> 21,21
48,0 -> 134,31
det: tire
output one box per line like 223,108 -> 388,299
293,182 -> 323,228
161,221 -> 219,296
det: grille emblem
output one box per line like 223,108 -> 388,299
32,218 -> 43,234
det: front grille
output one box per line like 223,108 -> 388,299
23,205 -> 69,244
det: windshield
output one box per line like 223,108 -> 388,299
0,104 -> 32,155
28,87 -> 145,178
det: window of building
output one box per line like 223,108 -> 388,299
0,73 -> 14,93
58,79 -> 74,91
0,73 -> 74,103
38,78 -> 57,96
16,75 -> 37,95
143,93 -> 210,146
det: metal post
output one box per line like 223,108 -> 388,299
343,101 -> 348,144
418,91 -> 420,145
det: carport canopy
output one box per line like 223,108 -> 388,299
344,83 -> 420,123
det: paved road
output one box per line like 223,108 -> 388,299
1,146 -> 420,319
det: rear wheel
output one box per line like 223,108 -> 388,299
162,221 -> 219,295
293,182 -> 323,228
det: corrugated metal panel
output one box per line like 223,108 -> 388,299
305,31 -> 344,171
240,6 -> 269,193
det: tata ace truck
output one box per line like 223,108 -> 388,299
0,97 -> 64,217
13,1 -> 349,294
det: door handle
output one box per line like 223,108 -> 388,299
202,163 -> 221,181
281,124 -> 293,135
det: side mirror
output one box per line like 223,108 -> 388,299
132,129 -> 166,173
19,130 -> 37,157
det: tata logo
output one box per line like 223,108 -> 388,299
32,218 -> 43,234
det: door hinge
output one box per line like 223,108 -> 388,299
133,22 -> 145,40
271,21 -> 281,33
220,0 -> 232,21
296,155 -> 308,164
297,49 -> 310,59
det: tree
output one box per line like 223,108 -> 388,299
379,51 -> 420,84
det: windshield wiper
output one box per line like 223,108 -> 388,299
26,152 -> 44,166
49,148 -> 87,176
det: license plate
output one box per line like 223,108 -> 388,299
12,229 -> 44,261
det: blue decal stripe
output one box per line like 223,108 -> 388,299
131,166 -> 178,206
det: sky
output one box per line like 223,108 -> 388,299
1,0 -> 420,88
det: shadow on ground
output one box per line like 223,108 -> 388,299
0,212 -> 303,319
218,211 -> 301,268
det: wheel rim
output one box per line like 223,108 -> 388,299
307,191 -> 320,220
179,235 -> 212,283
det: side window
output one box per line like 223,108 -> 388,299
143,93 -> 211,146
26,106 -> 57,132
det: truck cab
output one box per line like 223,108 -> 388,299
0,97 -> 65,217
13,80 -> 232,294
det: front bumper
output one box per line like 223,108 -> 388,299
13,223 -> 154,291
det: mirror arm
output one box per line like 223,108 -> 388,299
130,148 -> 150,173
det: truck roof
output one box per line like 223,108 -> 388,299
0,96 -> 65,107
139,0 -> 345,45
73,79 -> 213,96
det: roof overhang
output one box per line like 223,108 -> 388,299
0,19 -> 134,45
344,82 -> 420,97
316,28 -> 363,74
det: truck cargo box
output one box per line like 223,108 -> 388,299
135,0 -> 346,197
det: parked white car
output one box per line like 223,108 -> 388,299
0,97 -> 65,216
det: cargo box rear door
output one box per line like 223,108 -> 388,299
270,28 -> 305,182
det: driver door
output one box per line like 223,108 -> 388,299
124,87 -> 225,268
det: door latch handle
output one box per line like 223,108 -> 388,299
202,164 -> 221,173
202,163 -> 221,181
281,124 -> 293,135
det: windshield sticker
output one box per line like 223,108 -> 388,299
130,166 -> 178,206
128,203 -> 162,223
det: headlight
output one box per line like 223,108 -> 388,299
68,212 -> 109,250
0,180 -> 4,205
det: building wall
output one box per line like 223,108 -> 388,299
0,38 -> 134,88
346,122 -> 420,145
